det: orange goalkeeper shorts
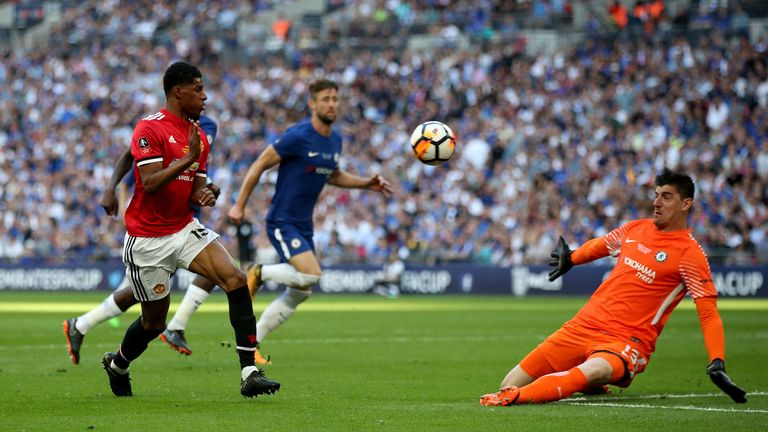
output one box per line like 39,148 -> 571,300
518,320 -> 650,387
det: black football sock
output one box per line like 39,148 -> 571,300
226,286 -> 258,369
115,317 -> 163,369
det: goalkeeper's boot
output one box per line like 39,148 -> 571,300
240,368 -> 280,398
102,352 -> 132,397
159,329 -> 192,355
247,264 -> 263,299
480,386 -> 520,406
63,318 -> 84,365
254,343 -> 271,365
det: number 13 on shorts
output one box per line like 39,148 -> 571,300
621,344 -> 649,378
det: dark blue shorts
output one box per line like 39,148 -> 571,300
266,221 -> 314,263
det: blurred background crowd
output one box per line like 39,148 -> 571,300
0,0 -> 766,266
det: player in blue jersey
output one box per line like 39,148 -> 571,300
227,78 -> 393,362
63,115 -> 225,363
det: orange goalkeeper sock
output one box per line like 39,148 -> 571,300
516,367 -> 588,404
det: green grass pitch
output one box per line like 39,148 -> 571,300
1,292 -> 766,431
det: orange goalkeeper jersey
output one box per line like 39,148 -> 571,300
569,219 -> 717,354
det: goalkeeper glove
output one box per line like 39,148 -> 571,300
707,359 -> 747,403
548,236 -> 574,282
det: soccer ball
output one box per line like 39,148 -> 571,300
410,121 -> 456,166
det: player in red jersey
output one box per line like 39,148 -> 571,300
480,168 -> 747,406
63,115 -> 221,364
100,62 -> 279,398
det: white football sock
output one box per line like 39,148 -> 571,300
76,294 -> 123,335
167,283 -> 210,331
256,288 -> 310,343
241,365 -> 258,381
261,263 -> 320,288
261,263 -> 301,285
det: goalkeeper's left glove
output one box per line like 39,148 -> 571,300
548,236 -> 573,282
707,359 -> 747,403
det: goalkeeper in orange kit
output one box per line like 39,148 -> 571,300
480,168 -> 747,406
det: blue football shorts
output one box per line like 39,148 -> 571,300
266,221 -> 315,263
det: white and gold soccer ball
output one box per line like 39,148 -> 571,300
409,121 -> 456,166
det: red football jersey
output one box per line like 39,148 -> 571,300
125,109 -> 209,237
570,219 -> 717,354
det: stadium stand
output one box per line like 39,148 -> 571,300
0,0 -> 766,266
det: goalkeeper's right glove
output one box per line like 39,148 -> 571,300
548,236 -> 573,282
707,359 -> 747,403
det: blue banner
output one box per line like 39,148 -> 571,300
0,259 -> 765,298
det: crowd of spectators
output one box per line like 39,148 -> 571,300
603,0 -> 754,40
321,0 -> 568,50
0,0 -> 766,267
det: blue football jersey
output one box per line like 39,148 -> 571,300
267,120 -> 342,230
198,115 -> 218,144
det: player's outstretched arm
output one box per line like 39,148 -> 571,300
328,171 -> 393,198
228,145 -> 281,224
547,236 -> 573,281
707,359 -> 747,403
365,174 -> 393,197
694,297 -> 746,403
100,148 -> 134,216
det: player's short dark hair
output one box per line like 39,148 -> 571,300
655,168 -> 695,200
309,79 -> 338,99
163,62 -> 202,95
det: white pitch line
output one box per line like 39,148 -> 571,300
568,391 -> 768,402
563,401 -> 768,414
